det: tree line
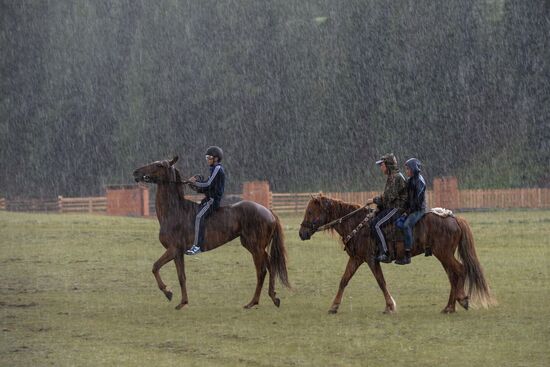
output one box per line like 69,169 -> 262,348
1,0 -> 548,198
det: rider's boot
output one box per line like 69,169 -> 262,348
395,250 -> 411,265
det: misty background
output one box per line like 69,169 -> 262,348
1,0 -> 549,198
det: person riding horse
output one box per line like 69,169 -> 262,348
366,153 -> 407,263
186,146 -> 225,255
395,158 -> 427,265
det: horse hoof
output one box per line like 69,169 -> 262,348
328,309 -> 338,314
274,298 -> 281,308
458,298 -> 469,310
165,290 -> 173,301
441,308 -> 455,314
175,303 -> 188,310
243,302 -> 258,309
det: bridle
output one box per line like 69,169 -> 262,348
138,162 -> 188,185
300,203 -> 373,235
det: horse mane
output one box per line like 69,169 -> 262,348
315,194 -> 364,240
172,166 -> 186,199
317,194 -> 362,218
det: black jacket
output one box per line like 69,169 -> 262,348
193,163 -> 225,209
404,158 -> 426,214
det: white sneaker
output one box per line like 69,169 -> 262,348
185,245 -> 202,255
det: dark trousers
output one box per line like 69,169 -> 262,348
193,198 -> 214,248
403,210 -> 424,250
371,208 -> 401,254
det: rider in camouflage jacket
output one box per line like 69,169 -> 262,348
373,159 -> 408,210
369,153 -> 407,263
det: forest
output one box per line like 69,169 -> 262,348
1,0 -> 549,197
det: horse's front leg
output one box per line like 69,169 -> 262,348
173,247 -> 189,310
367,261 -> 397,314
152,247 -> 176,301
329,257 -> 362,314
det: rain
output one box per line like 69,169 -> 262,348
1,2 -> 550,366
1,1 -> 548,199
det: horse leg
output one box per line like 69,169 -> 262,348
244,248 -> 268,309
455,259 -> 469,310
367,261 -> 397,314
173,247 -> 189,310
328,257 -> 362,314
437,254 -> 460,313
441,255 -> 469,312
152,247 -> 176,301
266,255 -> 281,307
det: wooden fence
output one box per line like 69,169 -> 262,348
57,196 -> 107,213
1,188 -> 549,215
458,188 -> 550,209
271,188 -> 550,213
1,196 -> 107,214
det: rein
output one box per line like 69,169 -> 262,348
301,204 -> 374,234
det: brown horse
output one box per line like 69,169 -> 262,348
299,195 -> 495,314
133,156 -> 290,310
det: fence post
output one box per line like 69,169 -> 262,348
58,196 -> 63,213
242,181 -> 271,209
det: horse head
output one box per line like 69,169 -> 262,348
299,194 -> 333,240
133,156 -> 180,184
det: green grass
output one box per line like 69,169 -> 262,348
1,210 -> 549,366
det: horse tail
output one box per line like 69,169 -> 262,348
269,212 -> 291,289
456,217 -> 496,308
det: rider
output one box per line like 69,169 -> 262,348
185,146 -> 226,255
395,158 -> 426,265
366,153 -> 407,263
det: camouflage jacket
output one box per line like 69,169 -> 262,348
373,170 -> 407,210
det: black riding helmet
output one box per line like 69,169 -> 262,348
206,146 -> 223,162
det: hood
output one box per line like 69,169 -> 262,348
405,158 -> 422,175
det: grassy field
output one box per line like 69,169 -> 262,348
1,209 -> 549,366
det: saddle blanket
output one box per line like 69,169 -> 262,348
430,207 -> 454,217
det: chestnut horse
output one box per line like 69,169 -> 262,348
133,156 -> 290,310
299,195 -> 495,314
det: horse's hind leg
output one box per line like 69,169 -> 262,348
266,256 -> 280,307
242,238 -> 268,309
152,247 -> 176,301
449,257 -> 468,310
437,253 -> 466,313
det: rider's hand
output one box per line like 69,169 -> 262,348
188,176 -> 197,183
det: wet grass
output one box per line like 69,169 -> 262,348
1,210 -> 549,366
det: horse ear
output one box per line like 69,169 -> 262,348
169,156 -> 179,166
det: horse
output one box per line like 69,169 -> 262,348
298,195 -> 495,314
133,156 -> 290,310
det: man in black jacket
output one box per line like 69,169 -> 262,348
185,146 -> 226,255
395,158 -> 426,265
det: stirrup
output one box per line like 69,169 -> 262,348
185,245 -> 202,255
376,253 -> 392,263
394,256 -> 411,265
